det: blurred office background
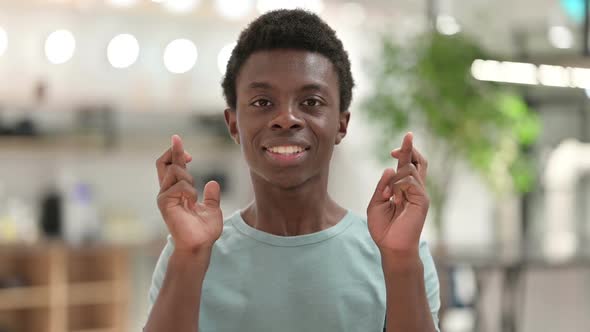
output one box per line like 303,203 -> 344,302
0,0 -> 589,331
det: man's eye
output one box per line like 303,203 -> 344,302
302,99 -> 322,107
252,99 -> 272,107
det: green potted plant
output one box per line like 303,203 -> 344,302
362,32 -> 541,247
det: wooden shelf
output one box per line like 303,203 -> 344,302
0,244 -> 129,332
68,281 -> 125,306
0,286 -> 50,310
0,307 -> 50,331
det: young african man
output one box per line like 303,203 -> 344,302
145,9 -> 440,332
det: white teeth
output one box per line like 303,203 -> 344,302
268,145 -> 304,154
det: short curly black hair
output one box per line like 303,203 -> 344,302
221,9 -> 354,112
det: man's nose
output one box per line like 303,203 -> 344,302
269,105 -> 304,131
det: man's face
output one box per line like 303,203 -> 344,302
225,49 -> 350,189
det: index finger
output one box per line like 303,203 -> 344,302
156,148 -> 192,167
171,134 -> 186,168
391,145 -> 428,183
155,148 -> 192,186
397,132 -> 413,170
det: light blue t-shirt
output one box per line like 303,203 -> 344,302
148,210 -> 440,331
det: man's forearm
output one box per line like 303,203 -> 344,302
145,248 -> 211,332
382,252 -> 436,332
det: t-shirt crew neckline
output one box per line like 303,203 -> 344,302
230,210 -> 355,247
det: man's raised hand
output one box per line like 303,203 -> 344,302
367,132 -> 430,256
156,135 -> 223,254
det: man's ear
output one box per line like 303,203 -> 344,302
335,111 -> 350,145
224,108 -> 240,144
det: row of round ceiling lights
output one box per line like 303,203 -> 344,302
0,27 -> 236,74
108,0 -> 324,18
436,13 -> 576,49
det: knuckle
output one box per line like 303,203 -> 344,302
167,164 -> 183,176
156,193 -> 165,206
156,151 -> 168,164
160,174 -> 170,187
179,179 -> 195,190
178,167 -> 194,181
161,170 -> 172,182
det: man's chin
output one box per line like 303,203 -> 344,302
263,173 -> 314,191
270,178 -> 307,191
250,166 -> 320,190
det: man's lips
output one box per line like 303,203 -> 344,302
265,149 -> 307,162
263,144 -> 310,154
262,144 -> 311,164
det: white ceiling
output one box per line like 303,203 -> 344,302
2,0 -> 582,55
0,0 -> 586,111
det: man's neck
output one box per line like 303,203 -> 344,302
242,172 -> 346,236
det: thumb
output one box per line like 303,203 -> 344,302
203,180 -> 221,208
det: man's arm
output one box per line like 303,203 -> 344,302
367,133 -> 439,332
145,135 -> 224,332
382,248 -> 439,332
144,248 -> 211,332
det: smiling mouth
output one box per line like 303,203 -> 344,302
263,145 -> 310,155
262,144 -> 311,164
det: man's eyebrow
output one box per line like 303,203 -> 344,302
247,82 -> 331,94
299,83 -> 330,93
248,82 -> 273,90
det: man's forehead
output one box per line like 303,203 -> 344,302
236,49 -> 338,91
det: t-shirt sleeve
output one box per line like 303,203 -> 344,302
419,240 -> 441,332
146,235 -> 175,317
